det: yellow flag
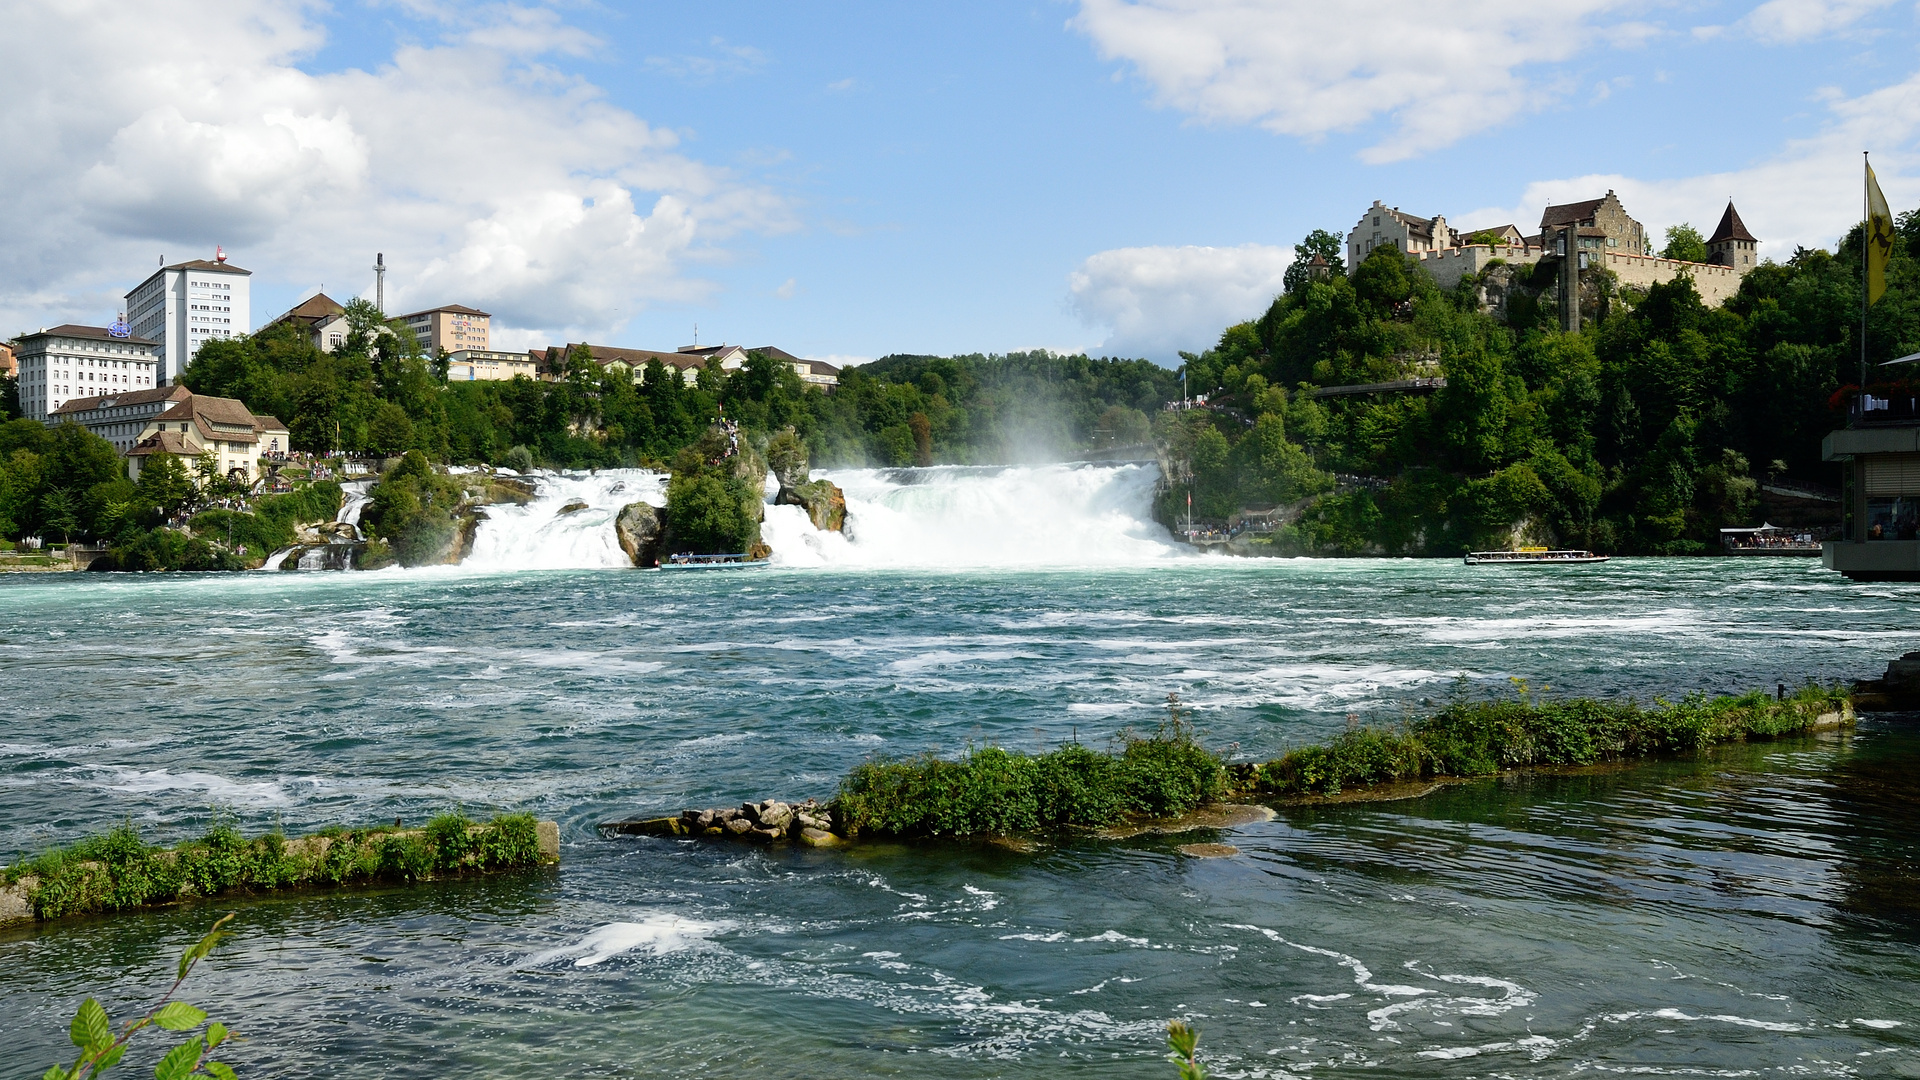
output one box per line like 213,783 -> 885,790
1867,159 -> 1894,305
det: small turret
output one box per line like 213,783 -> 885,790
1707,201 -> 1758,271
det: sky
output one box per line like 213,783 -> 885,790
4,0 -> 1920,366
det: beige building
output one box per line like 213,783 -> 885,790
268,293 -> 351,353
401,305 -> 490,356
46,384 -> 192,454
1538,191 -> 1646,254
447,349 -> 538,381
110,391 -> 289,484
1348,202 -> 1460,267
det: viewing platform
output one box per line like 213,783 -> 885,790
1821,400 -> 1920,580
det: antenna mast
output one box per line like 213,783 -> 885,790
374,252 -> 386,313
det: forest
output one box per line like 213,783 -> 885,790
1155,214 -> 1920,555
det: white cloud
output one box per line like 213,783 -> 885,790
1458,67 -> 1920,257
1068,243 -> 1291,360
1742,0 -> 1900,42
1070,0 -> 1655,162
0,0 -> 791,344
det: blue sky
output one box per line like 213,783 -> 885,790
5,0 -> 1920,364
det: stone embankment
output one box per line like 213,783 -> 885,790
602,799 -> 842,847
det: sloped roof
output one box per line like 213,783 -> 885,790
26,324 -> 158,346
402,304 -> 490,318
1541,198 -> 1606,228
253,415 -> 288,434
274,293 -> 347,327
127,430 -> 197,457
566,343 -> 707,371
50,384 -> 191,416
1708,201 -> 1757,244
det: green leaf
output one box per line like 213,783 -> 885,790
176,914 -> 236,980
42,1067 -> 70,1080
151,1003 -> 207,1032
95,1044 -> 127,1074
152,1038 -> 203,1080
205,1023 -> 227,1049
72,998 -> 111,1051
203,1062 -> 237,1080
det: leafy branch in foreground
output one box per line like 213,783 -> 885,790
1167,1020 -> 1206,1080
44,913 -> 240,1080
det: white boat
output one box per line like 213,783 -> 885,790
657,552 -> 768,569
1464,548 -> 1609,566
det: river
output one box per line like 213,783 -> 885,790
3,464 -> 1917,1077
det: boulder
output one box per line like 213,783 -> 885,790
724,817 -> 754,836
616,501 -> 665,567
748,825 -> 784,844
757,801 -> 793,830
797,827 -> 840,848
558,499 -> 589,515
776,479 -> 846,533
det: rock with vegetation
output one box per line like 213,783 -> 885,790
601,684 -> 1855,851
768,426 -> 846,532
1235,681 -> 1852,799
662,423 -> 768,556
1,813 -> 559,924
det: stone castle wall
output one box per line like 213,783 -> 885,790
1412,245 -> 1745,307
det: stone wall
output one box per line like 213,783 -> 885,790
1413,245 -> 1746,307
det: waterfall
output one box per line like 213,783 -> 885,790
336,479 -> 374,535
458,462 -> 1175,571
465,470 -> 667,570
760,462 -> 1179,569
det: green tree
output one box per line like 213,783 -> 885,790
1282,229 -> 1347,294
41,487 -> 80,543
1662,223 -> 1709,263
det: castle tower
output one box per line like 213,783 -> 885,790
1707,201 -> 1758,272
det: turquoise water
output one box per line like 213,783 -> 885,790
4,555 -> 1919,1077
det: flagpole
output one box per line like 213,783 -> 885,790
1863,150 -> 1870,408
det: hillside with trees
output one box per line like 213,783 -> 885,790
1158,214 -> 1920,555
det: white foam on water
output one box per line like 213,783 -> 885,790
1854,1018 -> 1904,1029
1603,1008 -> 1806,1033
761,462 -> 1180,569
466,469 -> 665,570
525,915 -> 726,968
91,766 -> 290,806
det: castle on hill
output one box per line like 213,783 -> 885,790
1346,192 -> 1758,309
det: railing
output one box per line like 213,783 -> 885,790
1850,395 -> 1920,426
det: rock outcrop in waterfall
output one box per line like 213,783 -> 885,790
768,427 -> 847,533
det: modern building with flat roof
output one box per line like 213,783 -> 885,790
401,305 -> 490,356
125,252 -> 252,384
13,324 -> 160,421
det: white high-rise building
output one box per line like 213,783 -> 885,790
13,325 -> 160,422
124,251 -> 252,385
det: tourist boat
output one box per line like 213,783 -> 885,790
1464,547 -> 1610,566
658,552 -> 768,569
1718,523 -> 1822,556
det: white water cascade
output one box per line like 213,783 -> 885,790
762,462 -> 1180,569
465,470 -> 666,570
336,479 -> 374,535
457,462 -> 1178,571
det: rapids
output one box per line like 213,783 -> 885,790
4,473 -> 1919,1077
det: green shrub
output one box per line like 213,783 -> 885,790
5,812 -> 545,921
1248,683 -> 1851,798
834,723 -> 1225,839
